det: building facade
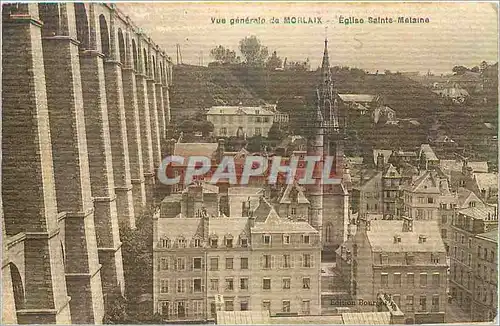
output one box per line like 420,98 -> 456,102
153,191 -> 321,322
206,106 -> 275,138
353,217 -> 447,324
448,205 -> 498,322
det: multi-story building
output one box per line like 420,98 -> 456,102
448,205 -> 498,321
153,192 -> 321,322
353,217 -> 447,324
472,230 -> 498,322
206,106 -> 275,138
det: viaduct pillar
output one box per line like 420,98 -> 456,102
2,3 -> 72,323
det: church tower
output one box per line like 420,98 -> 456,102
307,38 -> 349,259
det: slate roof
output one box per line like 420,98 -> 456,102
458,205 -> 497,221
477,229 -> 498,243
342,312 -> 391,325
420,144 -> 438,161
182,182 -> 219,194
366,220 -> 446,253
216,311 -> 270,324
278,182 -> 310,204
252,207 -> 318,234
372,149 -> 393,165
457,187 -> 484,209
474,172 -> 498,191
440,160 -> 489,174
208,216 -> 249,239
174,142 -> 219,158
338,94 -> 377,103
207,106 -> 275,116
156,217 -> 202,241
252,198 -> 274,223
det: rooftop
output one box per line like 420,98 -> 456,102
156,217 -> 202,242
476,229 -> 498,243
458,205 -> 498,221
341,312 -> 391,325
440,160 -> 489,174
252,208 -> 317,234
174,142 -> 219,158
473,172 -> 498,191
216,311 -> 270,324
366,220 -> 446,253
338,94 -> 377,103
420,144 -> 438,161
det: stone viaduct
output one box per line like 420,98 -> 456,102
2,3 -> 172,324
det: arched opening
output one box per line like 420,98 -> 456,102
60,240 -> 66,266
132,39 -> 138,70
159,62 -> 163,83
9,263 -> 25,310
152,55 -> 156,79
117,28 -> 126,64
38,3 -> 60,36
74,3 -> 90,49
99,14 -> 110,56
143,48 -> 148,75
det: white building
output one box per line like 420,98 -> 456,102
206,106 -> 275,138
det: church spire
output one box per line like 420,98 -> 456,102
322,38 -> 330,71
321,37 -> 332,87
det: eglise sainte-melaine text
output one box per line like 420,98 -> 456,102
339,16 -> 430,24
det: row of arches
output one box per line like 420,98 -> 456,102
42,3 -> 170,81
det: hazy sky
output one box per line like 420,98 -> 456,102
119,1 -> 498,74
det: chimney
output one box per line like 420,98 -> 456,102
216,138 -> 226,160
202,213 -> 210,242
248,215 -> 255,228
377,153 -> 385,171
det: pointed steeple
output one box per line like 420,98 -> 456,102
321,38 -> 332,85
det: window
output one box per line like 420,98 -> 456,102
291,208 -> 296,215
241,238 -> 248,247
225,238 -> 233,248
406,295 -> 414,312
220,127 -> 227,136
302,277 -> 310,289
192,300 -> 203,317
461,235 -> 465,244
431,253 -> 440,264
282,300 -> 291,313
283,254 -> 291,268
263,235 -> 271,244
194,238 -> 202,248
467,254 -> 472,266
160,301 -> 170,317
303,254 -> 312,267
225,300 -> 234,311
240,278 -> 248,290
160,258 -> 169,270
420,273 -> 427,287
193,278 -> 202,292
419,296 -> 427,312
177,279 -> 186,293
263,255 -> 271,268
407,273 -> 414,286
210,257 -> 219,271
301,300 -> 311,315
441,229 -> 447,239
432,273 -> 440,287
210,279 -> 219,291
303,235 -> 310,244
282,278 -> 291,289
283,235 -> 290,244
381,273 -> 388,287
225,257 -> 234,270
254,127 -> 261,136
161,238 -> 171,248
193,258 -> 202,270
241,257 -> 249,269
225,278 -> 234,291
240,301 -> 249,311
393,295 -> 401,308
394,273 -> 402,287
176,257 -> 186,271
263,278 -> 271,290
160,279 -> 169,293
210,238 -> 218,248
428,197 -> 434,204
262,301 -> 271,312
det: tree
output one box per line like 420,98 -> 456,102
239,36 -> 269,66
246,135 -> 264,152
452,65 -> 470,75
266,51 -> 282,70
209,45 -> 240,65
267,123 -> 285,141
470,66 -> 480,73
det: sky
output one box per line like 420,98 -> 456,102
119,1 -> 499,74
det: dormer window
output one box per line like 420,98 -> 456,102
177,238 -> 187,248
302,235 -> 310,244
241,238 -> 248,248
263,234 -> 271,245
210,236 -> 218,248
194,238 -> 202,248
225,238 -> 233,248
418,235 -> 427,243
161,238 -> 171,248
283,234 -> 290,245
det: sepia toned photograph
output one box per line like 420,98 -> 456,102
1,1 -> 498,325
